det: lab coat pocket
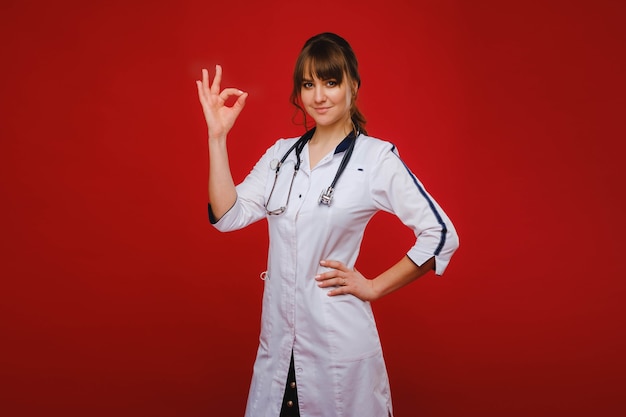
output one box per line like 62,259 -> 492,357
331,167 -> 367,207
323,295 -> 382,362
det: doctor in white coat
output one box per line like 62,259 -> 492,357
196,32 -> 459,417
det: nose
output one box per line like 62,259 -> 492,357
314,85 -> 326,103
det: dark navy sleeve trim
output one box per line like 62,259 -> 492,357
208,203 -> 218,224
391,149 -> 448,256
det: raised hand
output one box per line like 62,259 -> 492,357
196,65 -> 248,140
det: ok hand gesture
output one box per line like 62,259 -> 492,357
196,65 -> 248,141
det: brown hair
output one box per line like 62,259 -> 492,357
290,32 -> 367,135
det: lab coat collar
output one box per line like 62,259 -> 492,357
301,127 -> 358,155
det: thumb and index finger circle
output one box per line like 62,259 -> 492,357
219,88 -> 246,103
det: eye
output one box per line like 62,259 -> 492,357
327,80 -> 338,87
302,81 -> 313,89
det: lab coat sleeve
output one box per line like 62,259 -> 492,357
369,144 -> 459,275
209,142 -> 278,232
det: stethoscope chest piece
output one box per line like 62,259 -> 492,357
319,187 -> 334,206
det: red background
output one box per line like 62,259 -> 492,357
1,0 -> 625,416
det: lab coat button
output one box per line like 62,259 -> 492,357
296,367 -> 303,374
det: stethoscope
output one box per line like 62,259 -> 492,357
264,128 -> 358,215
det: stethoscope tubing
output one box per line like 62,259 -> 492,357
266,128 -> 358,214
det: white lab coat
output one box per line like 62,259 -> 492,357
212,133 -> 459,417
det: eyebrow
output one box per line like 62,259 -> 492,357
302,76 -> 337,82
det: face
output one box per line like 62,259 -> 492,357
300,72 -> 355,132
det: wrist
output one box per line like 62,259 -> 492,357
208,134 -> 228,148
369,278 -> 383,301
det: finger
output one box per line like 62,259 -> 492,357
231,92 -> 248,115
319,259 -> 348,271
196,80 -> 207,102
211,64 -> 222,94
316,275 -> 347,287
218,87 -> 245,102
327,284 -> 349,296
201,68 -> 211,93
197,69 -> 212,100
314,268 -> 341,281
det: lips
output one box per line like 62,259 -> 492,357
313,107 -> 330,114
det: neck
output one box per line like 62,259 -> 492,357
310,121 -> 353,146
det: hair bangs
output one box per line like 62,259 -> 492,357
297,43 -> 347,85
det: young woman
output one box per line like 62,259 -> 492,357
196,32 -> 459,417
